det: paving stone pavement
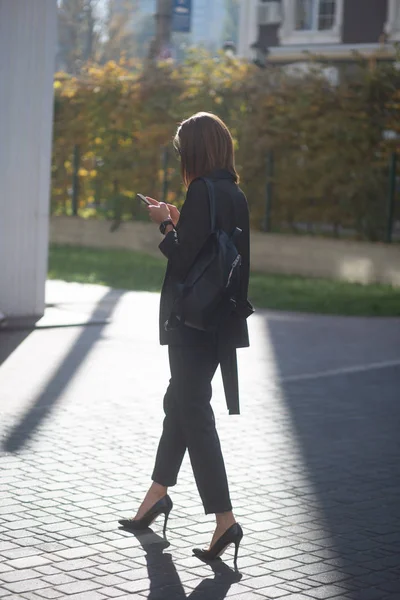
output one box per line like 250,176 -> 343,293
1,280 -> 400,600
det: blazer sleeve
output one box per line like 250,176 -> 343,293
158,179 -> 211,282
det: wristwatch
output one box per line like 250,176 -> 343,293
159,219 -> 174,235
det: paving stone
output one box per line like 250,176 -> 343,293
379,580 -> 400,593
54,546 -> 98,560
241,575 -> 287,590
0,542 -> 17,552
267,559 -> 306,572
68,569 -> 97,581
252,588 -> 289,598
4,520 -> 41,530
265,548 -> 303,560
75,534 -> 108,544
52,558 -> 98,572
94,562 -> 132,575
4,556 -> 51,570
114,578 -> 150,594
42,573 -> 76,586
278,581 -> 316,593
98,588 -> 129,598
0,568 -> 42,583
0,589 -> 16,599
33,588 -> 64,599
39,521 -> 78,533
296,563 -> 336,576
91,575 -> 128,588
292,554 -> 325,565
304,586 -> 350,599
280,596 -> 315,600
272,570 -> 307,582
35,543 -> 66,553
59,593 -> 106,600
351,589 -> 395,600
53,580 -> 101,595
240,565 -> 272,577
2,578 -> 50,594
108,596 -> 145,600
35,566 -> 61,576
1,547 -> 39,560
310,570 -> 351,585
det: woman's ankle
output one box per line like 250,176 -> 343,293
150,482 -> 168,496
215,511 -> 236,528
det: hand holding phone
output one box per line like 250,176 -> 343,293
138,193 -> 174,226
137,193 -> 152,206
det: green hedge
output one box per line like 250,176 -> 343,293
52,51 -> 400,240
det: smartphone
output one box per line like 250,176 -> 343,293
137,193 -> 151,206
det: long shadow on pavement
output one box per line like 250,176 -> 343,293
2,288 -> 124,454
0,329 -> 32,367
131,529 -> 242,600
265,315 -> 400,598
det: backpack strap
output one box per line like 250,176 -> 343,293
200,177 -> 216,232
201,176 -> 241,236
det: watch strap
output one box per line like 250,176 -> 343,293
159,219 -> 174,235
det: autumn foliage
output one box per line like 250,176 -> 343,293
52,51 -> 400,240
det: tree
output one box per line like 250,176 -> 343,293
52,52 -> 400,240
101,0 -> 140,63
134,14 -> 156,59
57,0 -> 101,73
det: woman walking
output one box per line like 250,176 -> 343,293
119,112 -> 252,565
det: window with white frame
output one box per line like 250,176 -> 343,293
258,0 -> 281,26
295,0 -> 336,32
279,0 -> 343,45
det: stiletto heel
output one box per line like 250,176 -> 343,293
118,495 -> 173,535
233,537 -> 240,565
193,523 -> 243,565
163,510 -> 170,537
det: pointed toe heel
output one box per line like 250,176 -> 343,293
118,494 -> 173,536
193,523 -> 243,565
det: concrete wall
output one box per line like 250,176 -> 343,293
50,217 -> 163,260
251,231 -> 400,287
0,0 -> 57,318
50,217 -> 400,287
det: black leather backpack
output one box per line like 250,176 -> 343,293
166,177 -> 243,332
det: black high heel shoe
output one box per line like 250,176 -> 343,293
193,523 -> 243,565
118,494 -> 173,536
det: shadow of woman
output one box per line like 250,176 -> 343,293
124,528 -> 242,600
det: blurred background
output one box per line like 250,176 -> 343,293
1,0 -> 400,324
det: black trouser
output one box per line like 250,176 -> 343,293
151,343 -> 232,514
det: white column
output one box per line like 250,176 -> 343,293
385,0 -> 400,41
0,0 -> 57,318
238,0 -> 259,58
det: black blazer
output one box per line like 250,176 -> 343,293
158,169 -> 250,350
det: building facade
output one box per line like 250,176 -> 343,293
191,0 -> 225,49
139,0 -> 156,13
239,0 -> 400,64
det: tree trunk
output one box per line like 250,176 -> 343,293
148,0 -> 172,60
84,0 -> 95,62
